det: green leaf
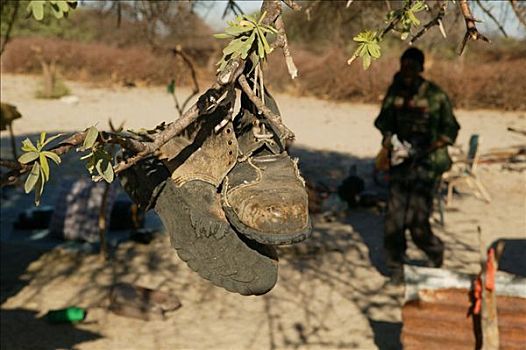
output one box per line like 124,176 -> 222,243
258,11 -> 267,25
240,32 -> 256,59
39,131 -> 46,149
21,138 -> 38,152
39,153 -> 50,182
83,126 -> 98,149
50,3 -> 64,19
224,25 -> 253,37
42,151 -> 61,165
213,33 -> 232,39
407,11 -> 420,26
367,43 -> 381,59
56,0 -> 70,12
24,162 -> 40,193
353,31 -> 376,43
18,152 -> 39,164
260,29 -> 272,55
411,1 -> 426,13
257,34 -> 265,59
101,161 -> 114,183
362,53 -> 371,70
34,175 -> 44,206
27,1 -> 45,21
223,37 -> 246,55
41,133 -> 63,148
80,151 -> 93,161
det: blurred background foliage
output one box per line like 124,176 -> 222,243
1,0 -> 525,110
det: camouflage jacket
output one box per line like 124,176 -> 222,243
374,76 -> 460,180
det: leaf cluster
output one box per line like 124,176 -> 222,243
18,132 -> 63,205
27,0 -> 78,21
387,0 -> 428,40
348,31 -> 381,69
349,0 -> 427,70
78,126 -> 115,184
214,12 -> 278,73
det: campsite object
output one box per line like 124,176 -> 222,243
45,307 -> 87,323
402,263 -> 526,349
108,283 -> 182,321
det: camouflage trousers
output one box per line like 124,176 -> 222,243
384,176 -> 444,269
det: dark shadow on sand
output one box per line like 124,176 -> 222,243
0,308 -> 102,350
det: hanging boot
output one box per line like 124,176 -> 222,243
118,89 -> 278,295
221,81 -> 312,245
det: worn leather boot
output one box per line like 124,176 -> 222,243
119,91 -> 278,295
221,83 -> 312,245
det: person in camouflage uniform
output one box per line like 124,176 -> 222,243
374,47 -> 460,280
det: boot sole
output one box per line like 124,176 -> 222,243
155,179 -> 279,296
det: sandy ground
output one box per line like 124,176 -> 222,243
1,74 -> 525,350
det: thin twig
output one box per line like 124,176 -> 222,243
410,1 -> 448,45
0,159 -> 22,170
222,0 -> 244,18
274,16 -> 298,79
170,45 -> 200,117
475,0 -> 508,37
238,74 -> 294,141
509,0 -> 526,29
0,1 -> 19,56
458,0 -> 490,55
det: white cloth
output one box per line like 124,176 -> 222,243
390,134 -> 413,166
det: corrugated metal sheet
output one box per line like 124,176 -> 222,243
402,288 -> 526,350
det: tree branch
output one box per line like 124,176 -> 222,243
2,0 -> 287,188
0,2 -> 20,56
274,16 -> 298,79
458,0 -> 490,56
410,1 -> 448,45
222,0 -> 244,19
509,0 -> 526,29
169,45 -> 200,117
475,0 -> 508,37
238,74 -> 294,141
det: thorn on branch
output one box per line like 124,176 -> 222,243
170,45 -> 200,117
410,1 -> 448,45
458,0 -> 490,56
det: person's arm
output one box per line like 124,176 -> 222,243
374,86 -> 397,149
430,92 -> 460,152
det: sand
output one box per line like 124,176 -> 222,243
1,74 -> 525,350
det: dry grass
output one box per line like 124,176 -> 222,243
266,46 -> 526,111
2,37 -> 525,110
0,37 -> 215,88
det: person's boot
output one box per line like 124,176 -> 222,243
118,92 -> 278,295
221,82 -> 312,245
